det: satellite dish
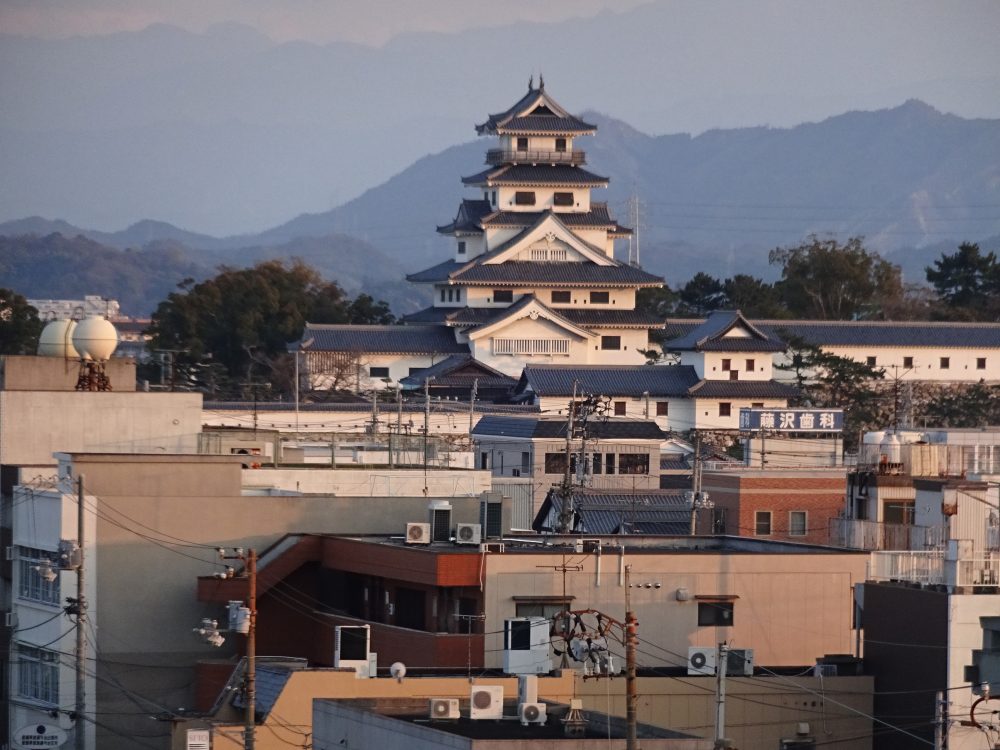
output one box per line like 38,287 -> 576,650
37,319 -> 79,358
390,661 -> 407,683
72,316 -> 119,361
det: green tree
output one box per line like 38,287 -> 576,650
0,288 -> 43,354
721,275 -> 787,318
635,286 -> 679,319
920,382 -> 1000,427
769,236 -> 903,319
925,242 -> 1000,319
678,272 -> 726,316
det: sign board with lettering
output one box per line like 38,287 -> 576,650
13,724 -> 66,749
739,408 -> 844,433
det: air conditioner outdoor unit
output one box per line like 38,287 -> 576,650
687,647 -> 716,676
519,702 -> 547,725
470,685 -> 504,720
574,538 -> 601,554
406,522 -> 431,544
455,523 -> 482,545
429,698 -> 460,720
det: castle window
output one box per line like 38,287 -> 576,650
440,289 -> 446,302
369,367 -> 389,378
721,358 -> 731,371
457,241 -> 466,254
719,403 -> 732,417
555,138 -> 567,152
517,137 -> 528,151
904,356 -> 914,368
493,290 -> 513,303
978,357 -> 987,369
601,336 -> 621,350
656,401 -> 669,416
940,357 -> 950,370
455,288 -> 461,302
514,191 -> 536,206
590,291 -> 610,304
553,192 -> 574,206
551,290 -> 571,304
745,359 -> 755,372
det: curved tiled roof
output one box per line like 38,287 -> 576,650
476,84 -> 597,136
686,380 -> 800,399
452,261 -> 663,286
435,199 -> 492,235
402,306 -> 662,329
517,365 -> 701,398
665,310 -> 786,353
473,415 -> 667,440
481,203 -> 631,234
296,324 -> 467,355
462,164 -> 608,187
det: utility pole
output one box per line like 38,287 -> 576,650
625,565 -> 638,750
689,432 -> 702,534
557,381 -> 578,533
214,548 -> 257,750
934,690 -> 944,750
469,378 -> 478,435
714,642 -> 729,749
423,378 -> 431,496
74,475 -> 87,750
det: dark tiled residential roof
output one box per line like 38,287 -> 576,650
473,415 -> 667,440
534,490 -> 690,534
399,355 -> 516,389
516,365 -> 701,398
436,199 -> 492,235
686,380 -> 800,399
450,261 -> 664,286
296,324 -> 467,355
462,164 -> 608,187
665,310 -> 786,353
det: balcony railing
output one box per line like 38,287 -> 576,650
486,149 -> 585,166
869,550 -> 945,585
829,518 -> 933,551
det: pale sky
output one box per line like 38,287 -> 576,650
0,0 -> 652,45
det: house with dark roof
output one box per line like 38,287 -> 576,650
664,317 -> 1000,383
532,488 -> 690,535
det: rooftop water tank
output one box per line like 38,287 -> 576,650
37,319 -> 79,358
72,316 -> 118,361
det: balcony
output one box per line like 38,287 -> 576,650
869,550 -> 1000,590
486,149 -> 585,166
829,518 -> 934,551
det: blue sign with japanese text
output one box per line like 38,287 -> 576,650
738,408 -> 844,432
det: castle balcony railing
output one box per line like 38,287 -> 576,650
486,149 -> 585,166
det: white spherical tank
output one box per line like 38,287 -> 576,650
72,316 -> 119,361
37,319 -> 79,358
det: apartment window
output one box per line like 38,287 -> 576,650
493,290 -> 514,303
867,356 -> 877,366
614,401 -> 627,416
589,291 -> 610,304
601,336 -> 622,350
514,191 -> 536,206
745,358 -> 755,372
369,366 -> 389,378
457,240 -> 466,254
711,508 -> 728,534
721,358 -> 731,371
592,453 -> 602,475
551,290 -> 571,304
940,357 -> 950,369
605,454 -> 616,474
755,511 -> 772,536
553,192 -> 574,206
697,601 -> 734,627
480,452 -> 489,470
18,644 -> 59,704
719,403 -> 732,417
903,356 -> 914,368
517,137 -> 528,151
656,401 -> 669,416
555,137 -> 567,152
619,454 -> 649,475
521,452 -> 530,474
17,547 -> 60,605
544,453 -> 567,474
789,511 -> 808,537
978,357 -> 987,370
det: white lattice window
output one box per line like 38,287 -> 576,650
527,247 -> 568,261
493,339 -> 570,355
18,644 -> 60,704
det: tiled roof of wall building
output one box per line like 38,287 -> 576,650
665,310 -> 786,353
462,164 -> 609,187
473,415 -> 667,440
398,355 -> 516,389
686,380 -> 800,399
436,199 -> 492,234
516,365 -> 700,398
296,324 -> 467,354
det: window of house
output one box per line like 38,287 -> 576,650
755,511 -> 772,536
514,191 -> 536,206
619,454 -> 649,475
601,336 -> 622,350
555,138 -> 567,152
408,367 -> 424,375
592,453 -> 602,475
789,511 -> 807,537
369,366 -> 389,378
697,601 -> 734,627
553,192 -> 574,206
480,452 -> 489,470
516,600 -> 571,620
605,454 -> 616,474
18,644 -> 59,704
493,290 -> 514,303
544,452 -> 567,474
517,137 -> 529,151
17,547 -> 60,605
903,356 -> 914,368
719,403 -> 732,417
656,401 -> 669,416
745,358 -> 755,372
721,358 -> 731,371
940,357 -> 950,369
521,452 -> 530,473
457,240 -> 466,254
978,357 -> 987,370
551,290 -> 571,304
589,291 -> 610,304
867,356 -> 876,366
614,401 -> 626,415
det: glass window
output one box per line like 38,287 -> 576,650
601,336 -> 622,350
457,240 -> 466,254
553,192 -> 574,206
493,290 -> 513,303
903,356 -> 914,368
17,547 -> 60,605
17,644 -> 60,704
940,357 -> 950,369
592,453 -> 602,475
551,290 -> 571,304
605,454 -> 616,475
520,452 -> 530,473
514,191 -> 536,206
614,401 -> 626,415
589,291 -> 610,304
369,366 -> 389,378
619,454 -> 649,475
656,401 -> 669,416
789,511 -> 807,536
711,508 -> 727,534
755,511 -> 772,536
544,452 -> 567,474
719,403 -> 732,417
697,601 -> 734,627
516,601 -> 570,619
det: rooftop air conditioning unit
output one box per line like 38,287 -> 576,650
688,647 -> 716,676
429,698 -> 460,720
519,702 -> 547,725
455,523 -> 482,545
406,522 -> 431,544
470,685 -> 504,720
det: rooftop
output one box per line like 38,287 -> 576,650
294,324 -> 467,355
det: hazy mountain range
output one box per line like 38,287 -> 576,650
2,98 -> 999,316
